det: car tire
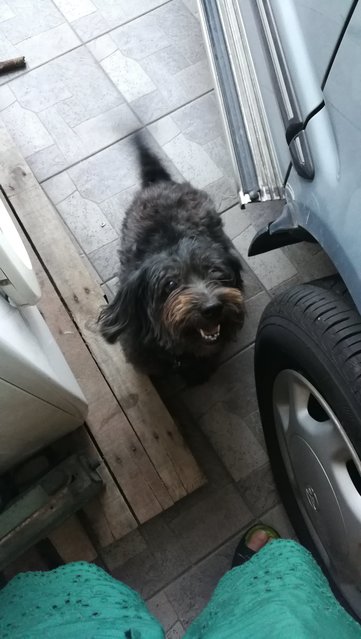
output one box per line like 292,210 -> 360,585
255,282 -> 361,617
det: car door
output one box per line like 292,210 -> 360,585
285,1 -> 361,315
198,0 -> 354,202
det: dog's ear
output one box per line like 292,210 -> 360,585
98,268 -> 145,343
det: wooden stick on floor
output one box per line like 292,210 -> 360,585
0,57 -> 26,75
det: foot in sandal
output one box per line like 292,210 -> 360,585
232,523 -> 280,568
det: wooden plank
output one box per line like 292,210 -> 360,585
23,233 -> 164,527
0,124 -> 205,505
0,456 -> 102,570
48,516 -> 97,563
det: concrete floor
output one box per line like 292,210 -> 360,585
0,0 -> 336,635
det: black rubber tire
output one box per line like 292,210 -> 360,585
255,283 -> 361,616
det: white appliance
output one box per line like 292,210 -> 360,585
0,190 -> 88,472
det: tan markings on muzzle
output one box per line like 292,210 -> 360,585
162,289 -> 200,332
218,287 -> 244,307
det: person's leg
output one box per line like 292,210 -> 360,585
184,525 -> 361,639
0,561 -> 164,639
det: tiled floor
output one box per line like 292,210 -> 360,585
0,0 -> 336,635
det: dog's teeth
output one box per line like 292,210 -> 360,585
199,325 -> 220,342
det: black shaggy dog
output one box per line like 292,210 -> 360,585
99,135 -> 245,383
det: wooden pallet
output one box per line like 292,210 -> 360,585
0,124 -> 205,562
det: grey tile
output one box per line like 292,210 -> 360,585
1,101 -> 52,157
233,225 -> 297,290
86,33 -> 117,61
72,11 -> 109,42
181,345 -> 257,420
245,409 -> 266,450
113,517 -> 190,600
0,0 -> 64,45
52,0 -> 97,22
88,239 -> 119,281
205,176 -> 238,213
240,259 -> 264,300
154,0 -> 205,64
100,185 -> 139,232
68,132 -> 181,203
166,622 -> 185,638
27,144 -> 67,182
203,136 -> 235,177
39,105 -> 88,164
237,464 -> 280,518
57,190 -> 118,253
103,276 -> 119,301
148,114 -> 180,146
181,0 -> 199,17
18,23 -> 80,68
147,591 -> 178,632
165,535 -> 238,628
163,133 -> 222,189
101,49 -> 157,103
0,84 -> 15,110
73,103 -> 140,152
101,529 -> 146,571
42,172 -> 76,204
283,242 -> 336,282
198,402 -> 269,482
170,93 -> 220,146
218,290 -> 270,363
72,0 -> 170,41
269,274 -> 303,298
111,13 -> 171,60
221,205 -> 252,240
166,484 -> 251,564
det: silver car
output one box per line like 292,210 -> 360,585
199,0 -> 361,618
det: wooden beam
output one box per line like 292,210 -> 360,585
0,124 -> 205,512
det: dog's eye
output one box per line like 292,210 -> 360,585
210,268 -> 226,280
164,280 -> 178,295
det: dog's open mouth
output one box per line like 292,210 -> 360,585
199,325 -> 221,344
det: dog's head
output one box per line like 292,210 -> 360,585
99,236 -> 244,356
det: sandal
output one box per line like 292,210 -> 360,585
232,523 -> 280,568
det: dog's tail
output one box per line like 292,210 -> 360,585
134,132 -> 171,187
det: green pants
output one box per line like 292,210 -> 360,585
1,540 -> 360,638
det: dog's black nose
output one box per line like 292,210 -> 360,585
202,301 -> 222,319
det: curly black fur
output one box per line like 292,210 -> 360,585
99,134 -> 244,383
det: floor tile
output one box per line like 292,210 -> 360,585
100,529 -> 146,571
113,517 -> 191,600
0,84 -> 15,110
42,172 -> 76,204
165,535 -> 238,628
88,239 -> 119,281
181,345 -> 257,421
1,101 -> 53,157
240,258 -> 264,300
198,401 -> 269,482
218,290 -> 270,363
233,225 -> 297,290
237,463 -> 280,518
89,1 -> 212,124
19,23 -> 80,68
7,46 -> 126,178
166,484 -> 251,564
53,0 -> 97,23
146,93 -> 237,209
147,591 -> 178,631
0,0 -> 63,45
221,204 -> 252,240
71,0 -> 171,41
57,190 -> 118,253
283,242 -> 336,282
